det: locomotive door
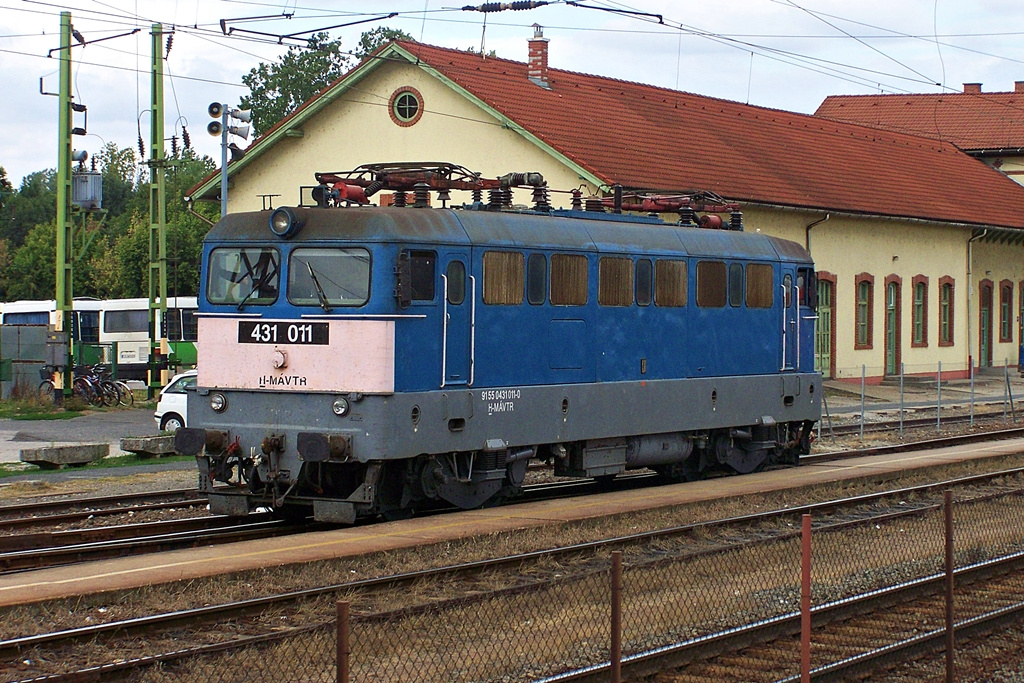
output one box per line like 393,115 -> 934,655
441,254 -> 474,386
781,271 -> 798,371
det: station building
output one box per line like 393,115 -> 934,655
189,31 -> 1024,383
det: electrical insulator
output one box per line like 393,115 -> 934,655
182,126 -> 192,149
137,135 -> 145,158
165,33 -> 174,58
171,136 -> 178,155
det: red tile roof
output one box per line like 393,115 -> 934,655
394,42 -> 1024,230
193,41 -> 1024,231
816,91 -> 1024,152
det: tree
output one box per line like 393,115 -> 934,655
240,27 -> 413,137
2,170 -> 56,247
354,27 -> 413,59
0,166 -> 12,212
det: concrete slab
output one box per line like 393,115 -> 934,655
119,435 -> 175,458
19,443 -> 109,469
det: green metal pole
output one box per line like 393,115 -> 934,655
148,23 -> 168,399
55,12 -> 75,402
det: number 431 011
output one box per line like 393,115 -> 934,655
237,321 -> 329,345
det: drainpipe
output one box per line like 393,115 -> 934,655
805,213 -> 830,253
967,229 -> 989,373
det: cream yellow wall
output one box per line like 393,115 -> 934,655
980,155 -> 1024,188
971,240 -> 1024,369
742,207 -> 972,380
227,61 -> 598,213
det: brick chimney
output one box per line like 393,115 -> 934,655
528,24 -> 550,90
963,83 -> 982,93
1016,81 -> 1024,93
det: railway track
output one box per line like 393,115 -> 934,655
0,488 -> 207,531
4,460 -> 1024,682
628,543 -> 1024,682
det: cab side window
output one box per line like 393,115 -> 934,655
410,250 -> 435,301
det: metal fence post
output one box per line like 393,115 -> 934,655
944,491 -> 954,683
970,361 -> 975,428
1004,361 -> 1009,420
937,361 -> 942,431
899,362 -> 904,439
1008,363 -> 1017,422
860,365 -> 866,440
337,601 -> 350,683
611,550 -> 622,683
801,513 -> 811,683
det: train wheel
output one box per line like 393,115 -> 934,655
653,457 -> 702,482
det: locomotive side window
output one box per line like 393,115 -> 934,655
527,253 -> 547,305
446,261 -> 466,306
728,263 -> 744,307
288,248 -> 370,307
798,267 -> 817,309
746,264 -> 774,308
696,260 -> 727,308
655,259 -> 687,307
550,253 -> 588,306
483,251 -> 524,305
207,247 -> 280,306
410,251 -> 436,301
636,259 -> 653,306
783,273 -> 793,308
599,257 -> 634,307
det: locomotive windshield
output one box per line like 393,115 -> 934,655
207,247 -> 281,307
287,247 -> 371,308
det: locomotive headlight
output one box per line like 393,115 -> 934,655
268,206 -> 305,239
332,397 -> 350,417
210,392 -> 228,413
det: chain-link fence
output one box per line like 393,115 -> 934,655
133,489 -> 1024,683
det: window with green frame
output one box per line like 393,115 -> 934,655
856,277 -> 872,348
1000,282 -> 1013,342
940,282 -> 953,345
912,280 -> 927,346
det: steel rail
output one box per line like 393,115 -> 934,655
0,488 -> 205,520
0,518 -> 294,573
0,511 -> 275,552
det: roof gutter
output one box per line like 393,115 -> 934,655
739,199 -> 1024,233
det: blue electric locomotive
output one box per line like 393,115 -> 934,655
176,164 -> 820,523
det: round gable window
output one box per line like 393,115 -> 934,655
389,87 -> 423,127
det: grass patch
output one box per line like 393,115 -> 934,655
0,453 -> 193,479
0,395 -> 87,420
91,453 -> 193,469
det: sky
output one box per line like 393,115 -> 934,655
2,0 -> 1024,187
